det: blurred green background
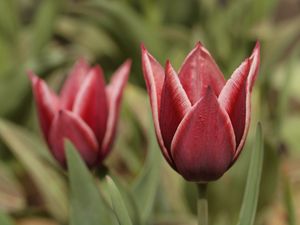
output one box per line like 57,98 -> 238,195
0,0 -> 300,224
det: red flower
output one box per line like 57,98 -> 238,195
29,59 -> 131,168
141,42 -> 260,182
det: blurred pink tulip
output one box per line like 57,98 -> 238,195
142,42 -> 260,182
29,59 -> 131,168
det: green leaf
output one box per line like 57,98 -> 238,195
0,68 -> 28,117
99,171 -> 142,225
132,110 -> 162,223
31,0 -> 61,55
75,0 -> 165,57
0,210 -> 15,225
106,176 -> 133,225
56,16 -> 118,57
0,119 -> 68,222
283,176 -> 297,225
0,0 -> 19,44
237,123 -> 264,225
66,141 -> 118,225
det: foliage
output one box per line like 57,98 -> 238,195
0,0 -> 299,224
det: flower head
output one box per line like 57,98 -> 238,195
141,42 -> 260,182
29,59 -> 131,168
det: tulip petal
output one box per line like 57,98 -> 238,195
179,42 -> 226,104
171,87 -> 236,182
141,45 -> 175,167
72,66 -> 108,148
60,58 -> 89,110
218,42 -> 260,160
48,110 -> 99,167
28,72 -> 60,141
159,61 -> 191,150
101,60 -> 131,160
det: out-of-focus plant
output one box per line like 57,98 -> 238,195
0,0 -> 299,224
28,59 -> 131,168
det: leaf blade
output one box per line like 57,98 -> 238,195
66,141 -> 117,225
283,176 -> 297,225
106,176 -> 133,225
132,109 -> 162,223
237,123 -> 264,225
31,0 -> 61,55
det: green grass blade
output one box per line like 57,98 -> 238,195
237,123 -> 264,225
283,176 -> 297,225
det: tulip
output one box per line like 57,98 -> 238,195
141,42 -> 260,182
29,59 -> 131,168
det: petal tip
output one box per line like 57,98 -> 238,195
90,65 -> 104,78
141,43 -> 148,54
27,71 -> 38,84
254,40 -> 260,50
193,41 -> 210,56
250,41 -> 260,62
76,57 -> 88,65
165,59 -> 170,66
165,59 -> 173,72
195,41 -> 203,48
165,60 -> 174,74
123,59 -> 132,70
141,44 -> 152,67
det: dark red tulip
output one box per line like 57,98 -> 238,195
142,42 -> 260,182
29,59 -> 131,168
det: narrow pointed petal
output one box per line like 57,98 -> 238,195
141,45 -> 175,166
159,61 -> 191,150
28,72 -> 60,141
72,66 -> 108,147
141,45 -> 165,109
48,110 -> 99,167
218,42 -> 260,160
60,58 -> 89,110
101,60 -> 131,160
179,42 -> 226,104
171,87 -> 236,182
248,41 -> 260,91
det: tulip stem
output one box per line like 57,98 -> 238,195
197,183 -> 208,225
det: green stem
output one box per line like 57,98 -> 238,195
197,183 -> 208,225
